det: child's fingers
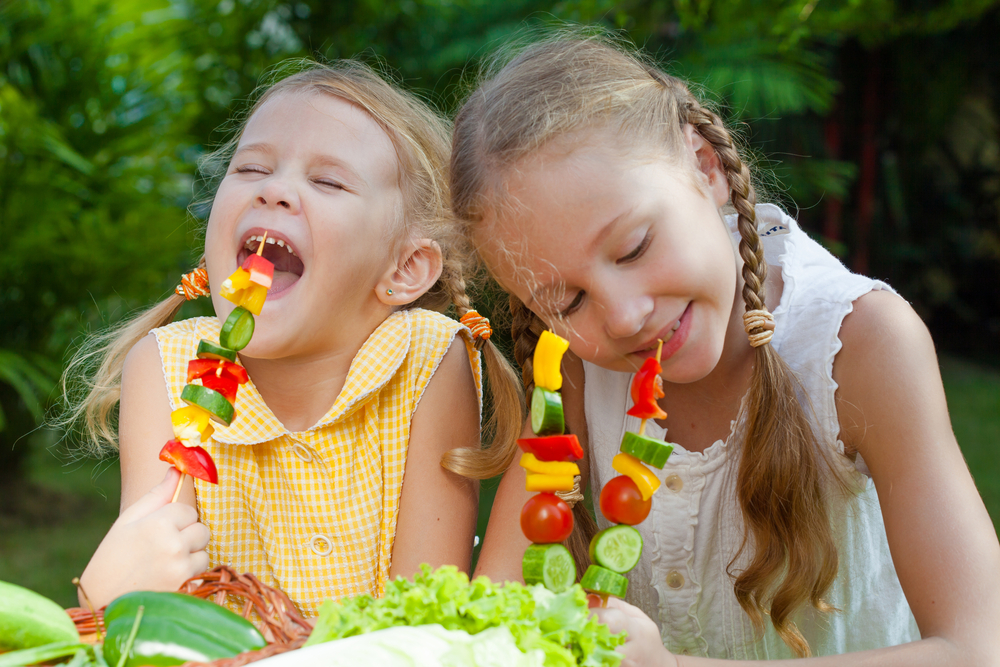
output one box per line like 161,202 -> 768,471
119,467 -> 181,522
180,521 -> 211,553
590,606 -> 630,635
605,596 -> 650,619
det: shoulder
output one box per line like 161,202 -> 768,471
151,316 -> 218,348
833,290 -> 942,452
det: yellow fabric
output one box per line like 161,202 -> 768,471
153,309 -> 481,617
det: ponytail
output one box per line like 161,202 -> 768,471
58,258 -> 204,457
437,266 -> 525,481
688,105 -> 841,658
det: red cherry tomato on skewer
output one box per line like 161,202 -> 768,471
600,475 -> 652,525
521,492 -> 574,543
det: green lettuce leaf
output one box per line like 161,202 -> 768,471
305,565 -> 624,666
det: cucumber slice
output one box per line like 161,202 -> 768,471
530,387 -> 564,435
580,564 -> 629,598
220,307 -> 255,351
620,432 -> 674,469
522,543 -> 575,593
181,383 -> 235,426
196,339 -> 237,363
589,525 -> 643,573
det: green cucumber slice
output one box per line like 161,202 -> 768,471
181,383 -> 235,426
580,564 -> 629,598
620,432 -> 674,469
589,525 -> 643,573
530,387 -> 564,436
522,543 -> 575,593
196,339 -> 237,363
220,306 -> 255,351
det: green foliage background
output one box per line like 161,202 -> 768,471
1,0 -> 998,580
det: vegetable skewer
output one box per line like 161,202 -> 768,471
160,233 -> 273,503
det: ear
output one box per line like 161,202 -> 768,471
682,123 -> 730,208
376,239 -> 443,306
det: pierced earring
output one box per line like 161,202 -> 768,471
386,288 -> 393,296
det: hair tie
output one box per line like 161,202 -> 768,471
743,309 -> 776,347
176,267 -> 210,300
460,310 -> 492,350
556,475 -> 584,508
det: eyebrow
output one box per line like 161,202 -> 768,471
527,205 -> 636,308
232,142 -> 368,189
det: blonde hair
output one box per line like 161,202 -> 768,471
61,59 -> 523,481
452,35 -> 842,657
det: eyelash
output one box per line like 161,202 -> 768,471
616,232 -> 651,264
560,290 -> 585,318
234,166 -> 343,190
558,234 -> 651,317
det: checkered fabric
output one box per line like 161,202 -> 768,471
153,309 -> 482,617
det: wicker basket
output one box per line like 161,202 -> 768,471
66,566 -> 313,666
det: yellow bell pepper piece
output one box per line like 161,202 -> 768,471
171,405 -> 215,447
519,452 -> 580,477
240,284 -> 268,316
612,452 -> 661,500
525,473 -> 576,492
219,268 -> 253,304
533,330 -> 570,392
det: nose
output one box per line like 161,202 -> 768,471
253,176 -> 300,214
601,285 -> 653,340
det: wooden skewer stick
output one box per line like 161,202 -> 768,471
171,471 -> 187,503
257,231 -> 268,256
72,576 -> 104,642
637,339 -> 664,438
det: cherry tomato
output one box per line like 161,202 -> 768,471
521,493 -> 574,543
599,475 -> 651,525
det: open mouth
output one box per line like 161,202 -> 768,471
237,234 -> 305,294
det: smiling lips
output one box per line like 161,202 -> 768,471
633,302 -> 692,360
237,234 -> 304,295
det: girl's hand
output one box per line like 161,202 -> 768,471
591,597 -> 678,667
79,467 -> 210,608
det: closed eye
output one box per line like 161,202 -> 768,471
234,164 -> 268,175
560,290 -> 585,317
616,232 -> 651,264
314,178 -> 345,190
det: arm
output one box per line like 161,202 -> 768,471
389,340 -> 480,578
473,351 -> 590,582
598,291 -> 1000,666
79,333 -> 210,607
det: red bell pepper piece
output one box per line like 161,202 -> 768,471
517,434 -> 583,462
627,357 -> 667,420
186,359 -> 249,385
200,373 -> 239,404
159,439 -> 218,484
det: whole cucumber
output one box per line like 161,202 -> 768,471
0,580 -> 79,651
102,591 -> 266,667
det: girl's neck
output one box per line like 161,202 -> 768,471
239,335 -> 370,433
657,256 -> 784,453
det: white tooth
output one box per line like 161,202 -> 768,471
276,239 -> 285,247
672,320 -> 680,331
286,244 -> 294,254
266,237 -> 276,244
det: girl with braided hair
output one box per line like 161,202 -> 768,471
68,59 -> 524,613
452,35 -> 1000,664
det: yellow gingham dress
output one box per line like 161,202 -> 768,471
152,308 -> 481,616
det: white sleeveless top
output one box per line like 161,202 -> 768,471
583,204 -> 920,659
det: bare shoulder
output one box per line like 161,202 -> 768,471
833,288 -> 946,456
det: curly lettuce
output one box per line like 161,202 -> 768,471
305,565 -> 625,667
